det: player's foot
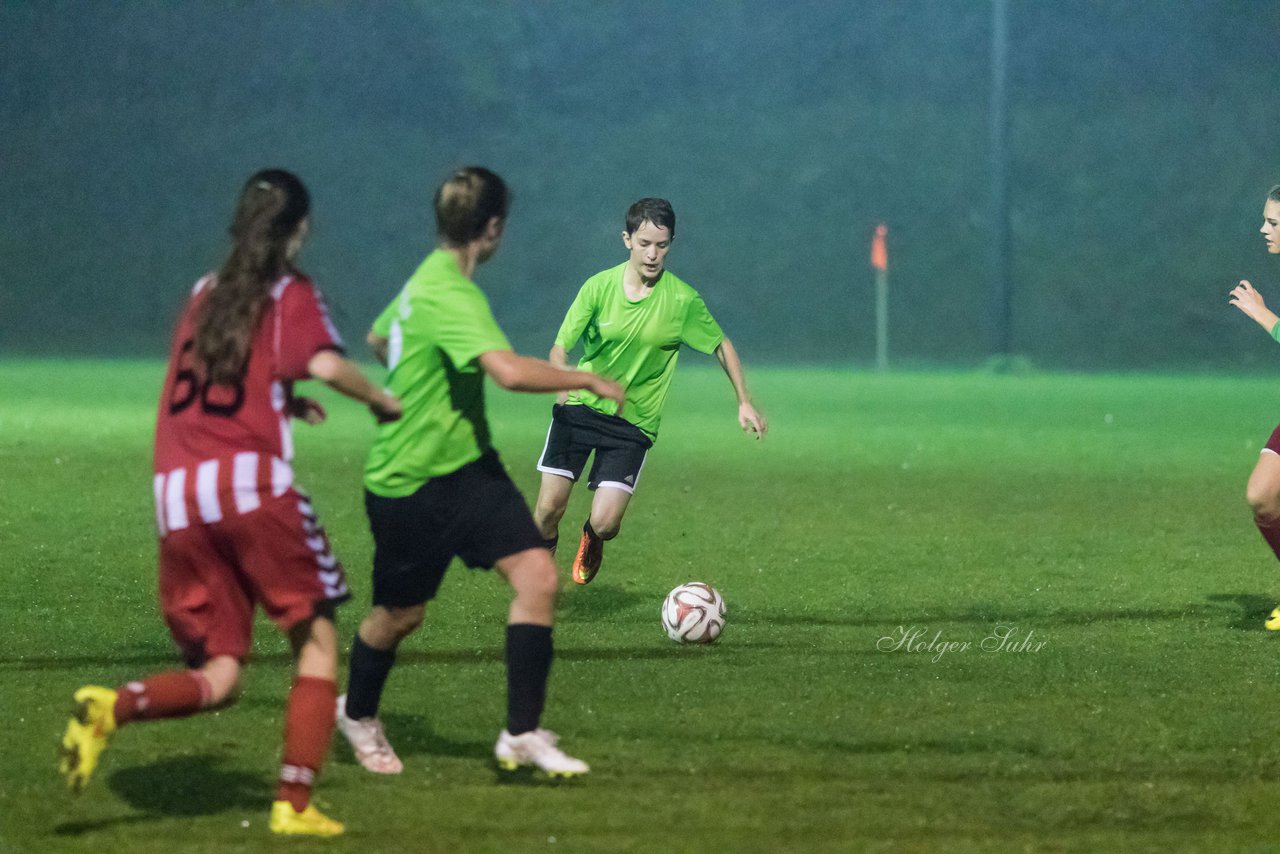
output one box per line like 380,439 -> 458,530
335,694 -> 403,774
495,728 -> 589,778
269,800 -> 344,837
1266,607 -> 1280,630
571,527 -> 603,585
58,686 -> 118,794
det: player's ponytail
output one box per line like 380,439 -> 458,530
195,169 -> 310,385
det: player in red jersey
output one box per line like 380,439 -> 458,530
57,169 -> 401,837
1229,184 -> 1280,629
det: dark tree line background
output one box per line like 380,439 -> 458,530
3,0 -> 1278,370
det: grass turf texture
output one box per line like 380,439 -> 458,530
4,358 -> 1280,852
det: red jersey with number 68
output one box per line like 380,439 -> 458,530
152,273 -> 343,534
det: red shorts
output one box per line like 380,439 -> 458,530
158,487 -> 349,664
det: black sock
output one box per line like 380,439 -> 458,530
542,535 -> 558,555
345,635 -> 397,720
506,623 -> 553,735
583,519 -> 598,541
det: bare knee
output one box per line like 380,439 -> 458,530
534,491 -> 570,536
1248,465 -> 1280,520
517,556 -> 558,604
1250,491 -> 1280,522
535,499 -> 567,534
588,513 -> 622,541
199,655 -> 243,706
359,605 -> 426,650
587,488 -> 631,541
501,550 -> 558,624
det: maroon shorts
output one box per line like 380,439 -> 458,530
158,488 -> 349,665
1266,424 -> 1280,455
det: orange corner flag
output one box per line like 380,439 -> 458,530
871,224 -> 888,271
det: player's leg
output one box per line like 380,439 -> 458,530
455,451 -> 589,777
335,606 -> 421,774
338,485 -> 444,773
588,486 -> 633,540
60,528 -> 248,794
534,404 -> 590,554
59,657 -> 239,795
338,605 -> 423,772
1247,450 -> 1280,530
226,486 -> 346,835
1245,446 -> 1280,628
533,472 -> 575,553
270,611 -> 343,837
572,436 -> 647,584
493,547 -> 589,777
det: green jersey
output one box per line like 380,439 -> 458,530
554,262 -> 724,440
364,249 -> 512,497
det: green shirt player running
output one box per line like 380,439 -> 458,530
534,197 -> 768,584
336,167 -> 623,780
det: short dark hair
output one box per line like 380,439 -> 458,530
1269,185 -> 1280,203
625,198 -> 675,238
434,166 -> 511,245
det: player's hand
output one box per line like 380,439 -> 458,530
289,396 -> 327,425
589,375 -> 625,413
1230,280 -> 1267,318
369,391 -> 402,424
738,401 -> 767,440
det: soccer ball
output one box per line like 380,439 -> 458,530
661,582 -> 726,643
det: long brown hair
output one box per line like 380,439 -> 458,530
194,169 -> 310,384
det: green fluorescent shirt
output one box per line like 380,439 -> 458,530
364,249 -> 512,497
554,262 -> 724,440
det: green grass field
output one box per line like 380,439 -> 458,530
5,359 -> 1280,852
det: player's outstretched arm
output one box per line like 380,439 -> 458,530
479,349 -> 624,408
1230,280 -> 1280,335
307,350 -> 402,423
714,338 -> 767,440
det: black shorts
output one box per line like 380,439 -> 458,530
364,451 -> 543,607
536,403 -> 653,493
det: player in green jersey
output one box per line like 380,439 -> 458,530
533,197 -> 767,584
1229,184 -> 1280,629
336,167 -> 624,777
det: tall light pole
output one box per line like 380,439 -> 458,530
989,0 -> 1012,358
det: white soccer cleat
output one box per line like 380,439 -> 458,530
335,694 -> 403,774
494,728 -> 589,778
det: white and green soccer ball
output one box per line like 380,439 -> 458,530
661,582 -> 726,643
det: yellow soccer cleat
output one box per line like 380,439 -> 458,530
58,686 -> 119,794
269,801 -> 345,837
1266,608 -> 1280,631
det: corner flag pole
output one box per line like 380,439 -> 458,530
871,223 -> 889,371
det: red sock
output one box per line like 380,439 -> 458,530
277,676 -> 337,811
113,670 -> 211,725
1258,516 -> 1280,561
